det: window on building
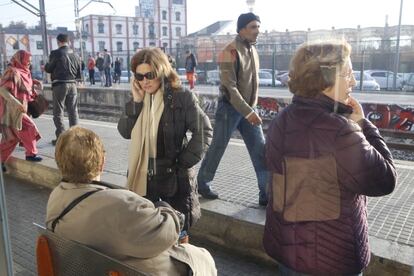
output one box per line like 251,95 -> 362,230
133,24 -> 139,35
175,12 -> 181,21
149,42 -> 156,46
163,42 -> 168,49
173,0 -> 183,4
81,41 -> 86,50
85,23 -> 89,32
98,23 -> 104,33
162,26 -> 168,36
162,10 -> 167,20
36,41 -> 43,50
98,41 -> 105,51
148,23 -> 155,39
176,43 -> 180,51
117,41 -> 123,52
116,24 -> 122,34
133,42 -> 139,51
175,27 -> 181,37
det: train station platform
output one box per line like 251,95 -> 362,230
3,115 -> 414,275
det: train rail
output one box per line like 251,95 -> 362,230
45,103 -> 414,151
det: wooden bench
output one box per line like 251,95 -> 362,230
34,223 -> 148,276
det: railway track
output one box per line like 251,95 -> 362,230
46,103 -> 414,151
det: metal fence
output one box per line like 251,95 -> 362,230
13,38 -> 414,85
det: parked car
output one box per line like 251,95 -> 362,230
31,71 -> 43,81
258,70 -> 281,86
365,70 -> 403,90
352,71 -> 380,91
120,70 -> 131,83
177,68 -> 188,84
196,70 -> 207,84
277,72 -> 289,87
403,73 -> 414,92
206,70 -> 220,85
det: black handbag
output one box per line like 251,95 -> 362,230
28,94 -> 49,118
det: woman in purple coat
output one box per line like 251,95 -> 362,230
263,41 -> 396,275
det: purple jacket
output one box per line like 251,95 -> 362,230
263,94 -> 396,275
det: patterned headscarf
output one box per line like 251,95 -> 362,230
0,50 -> 33,94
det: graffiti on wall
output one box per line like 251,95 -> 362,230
197,94 -> 414,132
363,103 -> 414,131
256,97 -> 289,121
198,95 -> 289,121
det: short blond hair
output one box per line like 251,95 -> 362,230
288,40 -> 352,97
55,126 -> 105,183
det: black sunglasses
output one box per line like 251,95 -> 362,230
134,72 -> 156,81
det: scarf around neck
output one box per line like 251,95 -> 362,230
127,88 -> 165,196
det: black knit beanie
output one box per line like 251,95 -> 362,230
237,12 -> 260,33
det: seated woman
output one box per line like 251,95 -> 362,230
46,126 -> 217,275
263,41 -> 396,275
118,48 -> 213,242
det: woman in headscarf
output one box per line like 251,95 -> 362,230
118,48 -> 212,243
0,50 -> 42,172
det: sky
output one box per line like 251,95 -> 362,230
0,0 -> 413,33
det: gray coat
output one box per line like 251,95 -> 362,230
119,84 -> 213,229
46,182 -> 217,275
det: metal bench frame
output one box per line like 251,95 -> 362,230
35,223 -> 148,276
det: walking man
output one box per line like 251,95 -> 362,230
185,50 -> 197,90
103,49 -> 112,87
197,13 -> 269,206
44,33 -> 82,145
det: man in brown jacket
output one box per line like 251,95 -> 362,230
197,12 -> 269,206
46,126 -> 217,275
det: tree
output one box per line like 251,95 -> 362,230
8,21 -> 27,29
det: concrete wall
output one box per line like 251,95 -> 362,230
42,86 -> 414,132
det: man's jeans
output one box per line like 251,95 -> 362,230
52,83 -> 79,138
104,67 -> 112,86
197,99 -> 269,201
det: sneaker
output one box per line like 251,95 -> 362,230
259,198 -> 268,206
51,139 -> 57,146
198,188 -> 219,200
25,155 -> 43,162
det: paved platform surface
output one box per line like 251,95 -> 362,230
4,114 -> 414,274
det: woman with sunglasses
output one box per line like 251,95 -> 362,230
118,48 -> 213,243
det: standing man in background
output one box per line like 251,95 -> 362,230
95,52 -> 105,86
197,13 -> 269,206
103,49 -> 112,87
185,50 -> 197,90
44,33 -> 82,146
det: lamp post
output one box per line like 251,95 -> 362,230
393,0 -> 403,90
74,0 -> 116,63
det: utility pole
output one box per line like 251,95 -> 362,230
39,0 -> 49,63
393,0 -> 403,90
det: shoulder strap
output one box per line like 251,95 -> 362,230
51,189 -> 100,232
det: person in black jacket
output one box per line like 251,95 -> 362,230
44,33 -> 82,145
118,48 -> 213,242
